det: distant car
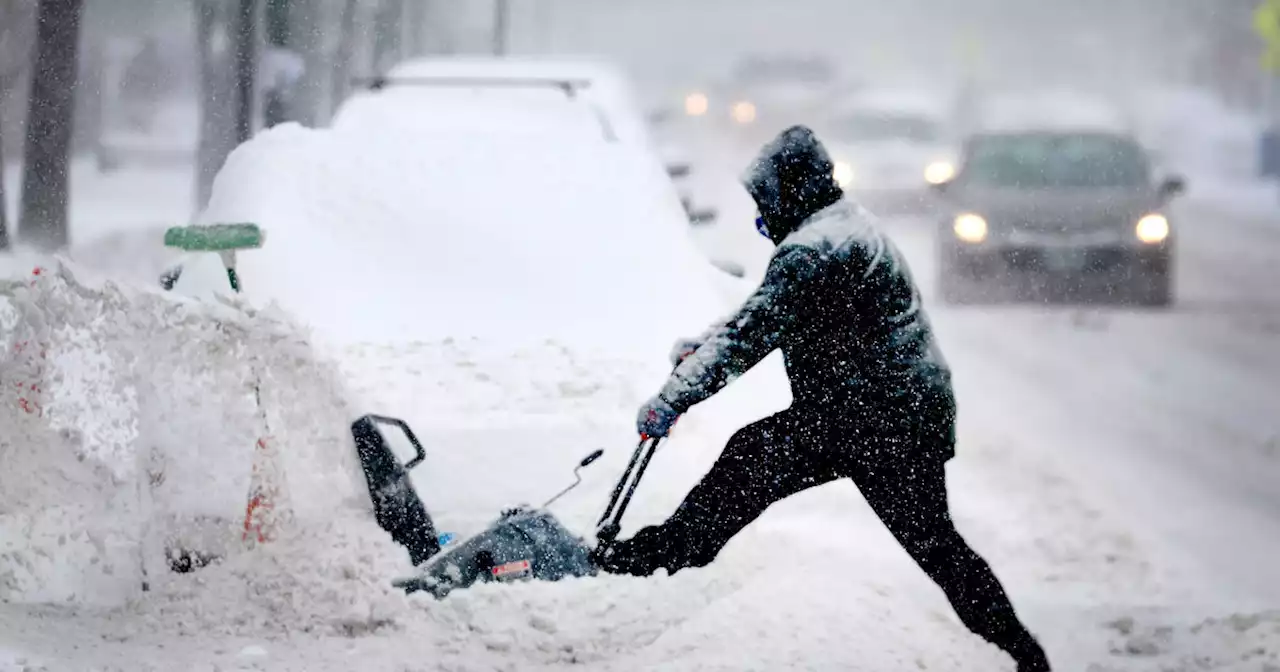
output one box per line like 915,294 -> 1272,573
675,54 -> 846,144
816,88 -> 959,216
931,129 -> 1186,307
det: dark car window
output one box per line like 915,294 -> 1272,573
961,133 -> 1151,188
830,112 -> 940,143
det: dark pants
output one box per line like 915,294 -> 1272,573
596,398 -> 1049,668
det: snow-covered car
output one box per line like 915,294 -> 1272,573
173,56 -> 744,346
815,88 -> 960,216
167,57 -> 748,291
931,129 -> 1186,306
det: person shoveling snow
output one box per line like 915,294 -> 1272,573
592,125 -> 1053,672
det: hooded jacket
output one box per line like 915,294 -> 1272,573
657,126 -> 952,425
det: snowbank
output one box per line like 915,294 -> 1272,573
0,260 -> 367,606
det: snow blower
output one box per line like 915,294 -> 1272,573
350,413 -> 662,598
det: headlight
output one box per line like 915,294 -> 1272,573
832,161 -> 854,188
731,100 -> 757,124
684,92 -> 709,117
953,213 -> 988,243
1135,213 -> 1169,243
924,160 -> 956,185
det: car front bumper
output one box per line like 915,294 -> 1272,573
941,233 -> 1171,282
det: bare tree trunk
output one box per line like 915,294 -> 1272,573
405,0 -> 425,58
195,0 -> 230,209
263,0 -> 290,128
18,0 -> 83,251
0,112 -> 8,249
233,0 -> 257,145
329,0 -> 357,108
492,0 -> 509,56
372,0 -> 403,73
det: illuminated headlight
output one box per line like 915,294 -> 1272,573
953,213 -> 988,243
924,160 -> 956,185
1135,214 -> 1169,243
685,92 -> 709,117
832,161 -> 854,187
731,100 -> 757,124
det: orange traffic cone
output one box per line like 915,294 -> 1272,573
242,436 -> 292,545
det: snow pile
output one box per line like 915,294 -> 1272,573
0,338 -> 1010,671
0,260 -> 367,606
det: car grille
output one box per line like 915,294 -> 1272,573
1002,248 -> 1130,272
1008,217 -> 1117,234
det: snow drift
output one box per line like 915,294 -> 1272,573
0,260 -> 366,606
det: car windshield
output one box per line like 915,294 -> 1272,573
962,133 -> 1150,188
830,112 -> 940,143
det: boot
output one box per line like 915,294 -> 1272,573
1011,639 -> 1051,672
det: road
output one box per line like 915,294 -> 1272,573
687,133 -> 1280,662
863,196 -> 1280,666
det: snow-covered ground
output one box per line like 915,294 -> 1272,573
2,82 -> 1279,671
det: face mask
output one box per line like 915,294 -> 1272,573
755,215 -> 770,240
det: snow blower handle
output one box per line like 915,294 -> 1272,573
363,414 -> 428,470
541,449 -> 606,510
594,435 -> 662,548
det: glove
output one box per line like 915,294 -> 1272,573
668,337 -> 703,366
636,394 -> 681,439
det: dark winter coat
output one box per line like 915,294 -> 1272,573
658,126 -> 955,460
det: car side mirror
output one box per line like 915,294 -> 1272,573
1158,175 -> 1186,201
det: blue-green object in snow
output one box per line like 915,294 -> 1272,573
162,223 -> 266,293
163,223 -> 265,252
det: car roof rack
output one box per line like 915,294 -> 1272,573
357,75 -> 594,99
351,74 -> 615,142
